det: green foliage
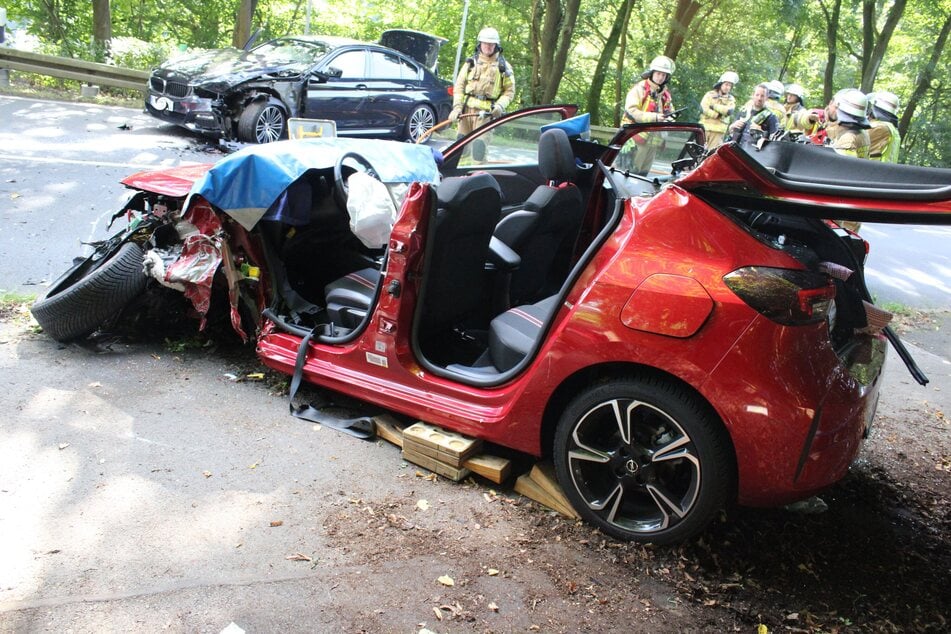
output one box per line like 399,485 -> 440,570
3,0 -> 948,165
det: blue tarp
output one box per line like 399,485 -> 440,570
191,137 -> 440,230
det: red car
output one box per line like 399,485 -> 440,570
32,106 -> 951,543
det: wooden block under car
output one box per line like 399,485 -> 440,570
375,416 -> 511,483
372,414 -> 406,447
513,462 -> 581,519
402,446 -> 472,481
402,421 -> 483,466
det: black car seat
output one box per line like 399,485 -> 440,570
416,172 -> 502,331
494,127 -> 584,305
324,173 -> 502,334
488,295 -> 560,372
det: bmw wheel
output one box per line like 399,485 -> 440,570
405,104 -> 436,143
238,101 -> 287,144
553,377 -> 734,544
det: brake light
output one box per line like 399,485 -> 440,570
723,267 -> 836,325
447,86 -> 454,96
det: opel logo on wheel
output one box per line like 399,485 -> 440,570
625,459 -> 639,474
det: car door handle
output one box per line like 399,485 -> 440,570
355,84 -> 368,90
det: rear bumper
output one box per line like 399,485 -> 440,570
704,318 -> 886,507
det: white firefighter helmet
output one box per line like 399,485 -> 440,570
834,88 -> 870,126
649,55 -> 676,75
477,27 -> 501,45
766,80 -> 785,100
717,71 -> 739,86
785,83 -> 806,102
871,91 -> 900,116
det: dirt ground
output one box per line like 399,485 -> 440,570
1,296 -> 948,632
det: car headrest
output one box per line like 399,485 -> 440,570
436,172 -> 502,208
538,128 -> 576,184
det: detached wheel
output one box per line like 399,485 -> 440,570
405,104 -> 436,143
554,377 -> 734,544
238,101 -> 287,143
31,242 -> 148,342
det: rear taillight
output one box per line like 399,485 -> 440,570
723,267 -> 836,326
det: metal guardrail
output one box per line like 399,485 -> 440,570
0,47 -> 148,90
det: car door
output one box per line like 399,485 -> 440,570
360,49 -> 423,135
305,48 -> 370,131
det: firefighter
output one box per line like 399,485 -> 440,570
825,89 -> 871,159
727,83 -> 779,146
867,91 -> 901,162
765,80 -> 787,126
448,27 -> 516,136
700,70 -> 738,149
782,83 -> 810,131
620,55 -> 676,174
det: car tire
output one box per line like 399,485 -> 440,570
31,242 -> 148,342
553,376 -> 734,544
405,104 -> 436,143
237,100 -> 287,144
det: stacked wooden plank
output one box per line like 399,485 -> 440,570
371,415 -> 578,519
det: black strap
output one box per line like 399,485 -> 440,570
288,326 -> 376,439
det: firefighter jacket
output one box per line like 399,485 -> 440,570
730,104 -> 779,145
452,52 -> 515,113
622,79 -> 674,124
783,103 -> 810,131
868,120 -> 900,162
700,89 -> 735,134
829,124 -> 871,159
766,98 -> 786,127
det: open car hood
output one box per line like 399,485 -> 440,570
191,137 -> 440,230
678,141 -> 951,224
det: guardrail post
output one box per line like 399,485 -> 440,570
0,8 -> 9,88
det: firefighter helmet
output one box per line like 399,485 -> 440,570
785,83 -> 806,103
716,71 -> 739,87
477,27 -> 500,45
834,89 -> 870,126
766,80 -> 784,100
871,91 -> 900,116
649,55 -> 676,75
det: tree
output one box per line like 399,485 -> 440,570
818,0 -> 842,104
233,0 -> 258,48
584,0 -> 637,125
899,11 -> 951,140
529,0 -> 582,104
92,0 -> 112,61
860,0 -> 907,92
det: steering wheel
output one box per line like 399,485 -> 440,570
333,152 -> 380,211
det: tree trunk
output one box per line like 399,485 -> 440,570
613,4 -> 632,126
529,0 -> 582,104
899,12 -> 951,140
820,0 -> 842,104
584,0 -> 636,124
663,0 -> 701,60
92,0 -> 112,61
860,0 -> 907,92
233,0 -> 258,49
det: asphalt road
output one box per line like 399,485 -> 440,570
1,94 -> 948,309
0,95 -> 948,632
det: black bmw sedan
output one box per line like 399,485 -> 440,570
145,30 -> 452,144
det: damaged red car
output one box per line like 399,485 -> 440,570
32,106 -> 951,543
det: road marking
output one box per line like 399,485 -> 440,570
0,153 -> 190,171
